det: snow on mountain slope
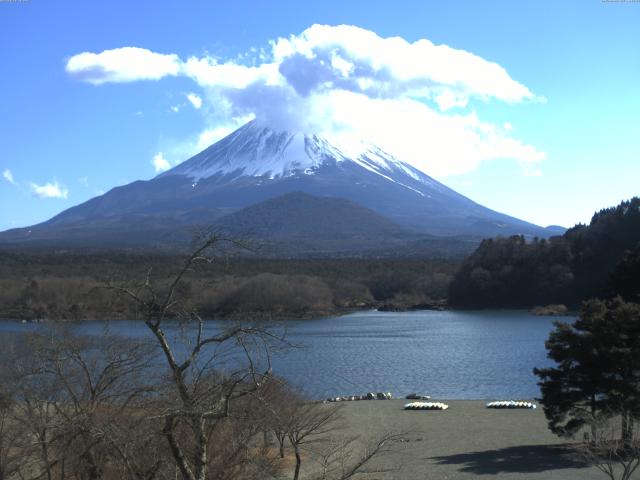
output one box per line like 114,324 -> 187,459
161,120 -> 442,197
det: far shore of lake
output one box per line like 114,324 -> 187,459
0,301 -> 580,324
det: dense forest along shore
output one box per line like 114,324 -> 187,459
0,254 -> 456,321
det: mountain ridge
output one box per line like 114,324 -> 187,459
0,121 -> 563,255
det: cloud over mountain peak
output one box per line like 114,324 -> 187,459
65,24 -> 545,178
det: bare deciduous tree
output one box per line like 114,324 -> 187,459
0,386 -> 26,480
258,381 -> 404,480
578,416 -> 640,480
8,331 -> 162,480
311,432 -> 403,480
286,401 -> 342,480
108,233 -> 281,480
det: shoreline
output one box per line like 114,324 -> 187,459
0,304 -> 574,323
0,306 -> 366,323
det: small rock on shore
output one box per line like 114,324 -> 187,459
530,304 -> 569,316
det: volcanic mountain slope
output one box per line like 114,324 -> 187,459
0,120 -> 560,253
215,192 -> 403,256
217,192 -> 406,239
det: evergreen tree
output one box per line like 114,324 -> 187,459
610,245 -> 640,302
535,298 -> 640,441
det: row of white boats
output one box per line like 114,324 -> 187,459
485,400 -> 537,409
404,402 -> 449,410
403,400 -> 537,410
324,393 -> 537,410
325,392 -> 394,402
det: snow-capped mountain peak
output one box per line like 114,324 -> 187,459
162,121 -> 426,192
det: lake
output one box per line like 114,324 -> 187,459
0,309 -> 569,400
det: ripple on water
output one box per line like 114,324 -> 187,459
0,310 -> 566,399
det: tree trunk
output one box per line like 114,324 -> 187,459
278,436 -> 285,459
80,450 -> 102,480
163,418 -> 195,480
40,427 -> 53,480
293,445 -> 301,480
193,417 -> 208,480
590,394 -> 598,443
622,411 -> 630,444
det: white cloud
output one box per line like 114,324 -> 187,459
170,105 -> 181,113
195,127 -> 233,151
269,24 -> 535,106
66,47 -> 181,84
434,90 -> 469,110
78,176 -> 89,187
186,93 -> 203,109
162,114 -> 255,164
307,92 -> 546,177
68,25 -> 546,177
29,181 -> 69,199
152,152 -> 171,172
3,169 -> 16,185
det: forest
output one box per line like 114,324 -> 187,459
448,197 -> 640,308
0,251 -> 458,321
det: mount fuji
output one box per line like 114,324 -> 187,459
0,121 -> 562,255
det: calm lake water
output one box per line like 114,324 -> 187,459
0,309 -> 569,400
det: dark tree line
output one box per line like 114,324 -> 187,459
610,246 -> 640,304
448,235 -> 574,308
449,197 -> 640,308
0,253 -> 458,321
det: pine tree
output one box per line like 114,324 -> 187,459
534,298 -> 640,442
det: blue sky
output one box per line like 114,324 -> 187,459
1,0 -> 638,231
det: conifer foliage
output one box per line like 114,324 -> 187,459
534,298 -> 640,441
450,197 -> 640,308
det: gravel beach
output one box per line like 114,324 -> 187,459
309,399 -> 609,479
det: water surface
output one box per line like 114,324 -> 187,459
0,309 -> 568,400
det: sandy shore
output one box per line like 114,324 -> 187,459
305,400 -> 606,479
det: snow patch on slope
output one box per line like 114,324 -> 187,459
163,121 -> 442,196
